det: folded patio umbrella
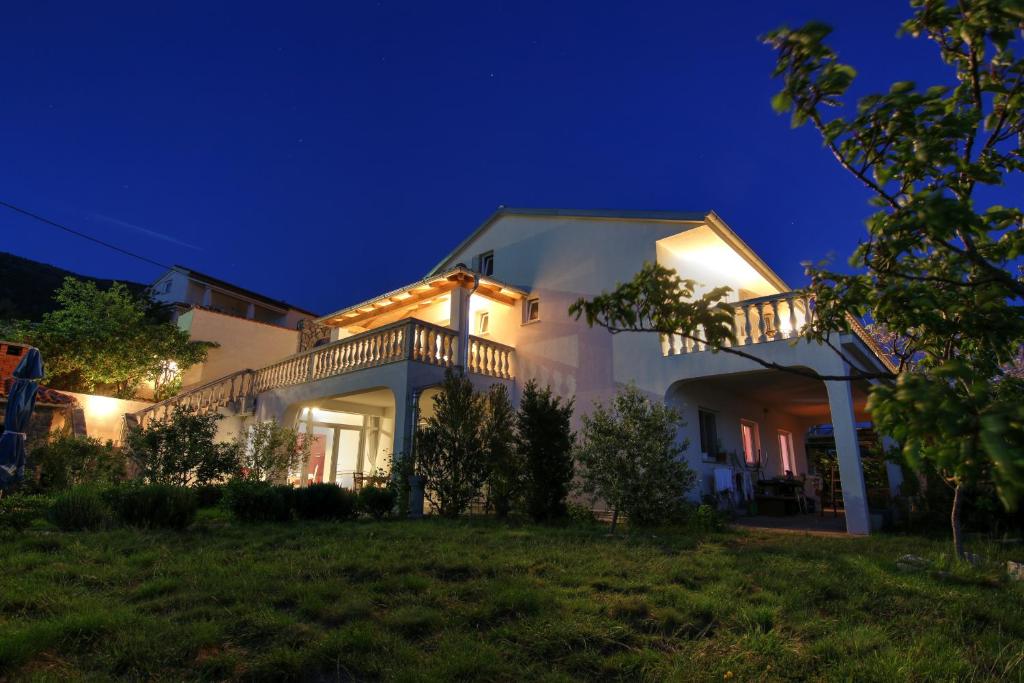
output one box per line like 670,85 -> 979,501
0,347 -> 44,488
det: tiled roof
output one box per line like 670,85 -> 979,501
0,377 -> 77,406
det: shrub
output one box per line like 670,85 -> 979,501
104,484 -> 198,529
566,502 -> 596,525
415,370 -> 489,517
517,381 -> 576,523
693,504 -> 723,532
194,483 -> 226,508
236,421 -> 310,482
0,494 -> 53,532
123,406 -> 240,486
575,385 -> 695,532
293,483 -> 357,520
482,384 -> 520,519
358,485 -> 397,520
29,433 -> 124,492
224,480 -> 293,522
50,488 -> 111,531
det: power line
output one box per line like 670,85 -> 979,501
0,199 -> 172,271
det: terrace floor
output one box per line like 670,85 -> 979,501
733,510 -> 848,536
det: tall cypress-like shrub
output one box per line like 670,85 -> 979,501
415,370 -> 488,517
517,380 -> 575,523
482,384 -> 520,519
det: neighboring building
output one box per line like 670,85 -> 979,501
131,209 -> 898,534
150,265 -> 317,329
147,266 -> 319,393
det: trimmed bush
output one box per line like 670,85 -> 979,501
0,494 -> 53,532
29,433 -> 124,492
104,484 -> 198,530
358,485 -> 397,520
194,483 -> 226,508
293,483 -> 357,520
224,480 -> 293,523
50,488 -> 111,531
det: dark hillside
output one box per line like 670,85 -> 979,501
0,252 -> 147,320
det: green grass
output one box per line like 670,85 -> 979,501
1,511 -> 1022,681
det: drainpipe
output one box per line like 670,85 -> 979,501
404,386 -> 425,519
456,273 -> 480,372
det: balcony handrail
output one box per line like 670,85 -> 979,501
131,368 -> 256,425
664,290 -> 898,372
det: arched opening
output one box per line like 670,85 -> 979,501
286,387 -> 396,489
665,369 -> 886,534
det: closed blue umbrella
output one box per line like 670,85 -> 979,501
0,347 -> 44,488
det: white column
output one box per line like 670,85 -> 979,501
824,379 -> 871,535
246,302 -> 256,320
450,284 -> 472,369
201,286 -> 213,307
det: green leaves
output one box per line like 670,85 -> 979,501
25,277 -> 210,398
575,385 -> 694,529
569,262 -> 736,350
766,1 -> 1024,528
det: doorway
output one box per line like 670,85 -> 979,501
292,407 -> 383,488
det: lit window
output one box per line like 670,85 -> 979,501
740,420 -> 760,466
478,251 -> 494,276
778,430 -> 796,475
524,297 -> 540,323
477,311 -> 490,335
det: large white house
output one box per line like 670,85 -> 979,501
132,208 -> 898,534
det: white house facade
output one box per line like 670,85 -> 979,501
130,208 -> 897,535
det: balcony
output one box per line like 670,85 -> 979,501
663,291 -> 814,356
254,319 -> 514,393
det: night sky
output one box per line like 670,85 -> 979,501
3,2 -> 954,315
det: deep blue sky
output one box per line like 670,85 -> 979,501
3,2 -> 949,314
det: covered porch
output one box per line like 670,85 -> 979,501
666,368 -> 899,535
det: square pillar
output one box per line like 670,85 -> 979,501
824,379 -> 871,535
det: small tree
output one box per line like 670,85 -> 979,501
482,383 -> 520,519
16,277 -> 211,398
517,380 -> 575,523
577,386 -> 695,533
415,370 -> 488,517
124,406 -> 239,486
236,421 -> 309,482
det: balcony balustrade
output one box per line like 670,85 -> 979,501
663,291 -> 814,356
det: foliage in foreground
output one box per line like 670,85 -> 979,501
576,385 -> 695,531
0,519 -> 1020,680
763,2 -> 1024,559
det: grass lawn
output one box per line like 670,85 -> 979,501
1,512 -> 1022,682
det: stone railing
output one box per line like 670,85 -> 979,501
253,319 -> 509,394
131,320 -> 516,430
468,337 -> 515,379
663,291 -> 814,356
132,369 -> 257,427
